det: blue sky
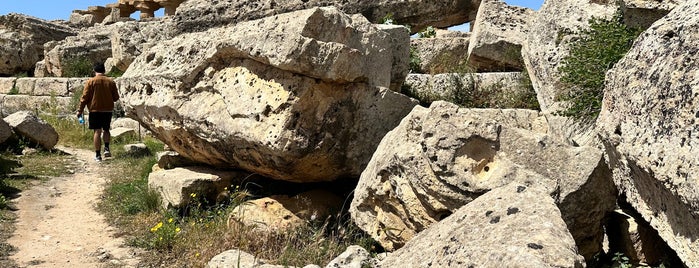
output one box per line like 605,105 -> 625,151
0,0 -> 544,21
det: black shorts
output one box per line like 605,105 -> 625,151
88,112 -> 113,130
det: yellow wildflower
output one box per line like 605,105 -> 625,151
190,193 -> 197,198
168,218 -> 174,223
150,222 -> 163,232
195,252 -> 200,257
175,227 -> 181,233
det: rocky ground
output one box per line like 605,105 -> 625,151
7,146 -> 140,268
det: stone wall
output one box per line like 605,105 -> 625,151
0,77 -> 86,117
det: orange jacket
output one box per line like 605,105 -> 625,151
79,75 -> 120,112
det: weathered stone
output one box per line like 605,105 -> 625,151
0,78 -> 16,95
350,101 -> 616,260
119,7 -> 417,183
43,25 -> 113,77
111,117 -> 141,129
435,28 -> 471,38
33,78 -> 71,97
229,197 -> 305,231
174,0 -> 480,35
521,0 -> 616,113
110,20 -> 176,72
325,245 -> 377,268
14,78 -> 35,95
0,95 -> 75,118
606,209 -> 673,266
207,249 -> 289,268
401,72 -> 539,109
0,14 -> 76,76
67,78 -> 89,96
376,24 -> 410,91
69,6 -> 111,27
110,127 -> 137,140
147,166 -> 248,209
123,143 -> 150,156
620,0 -> 683,30
1,95 -> 72,118
597,1 -> 699,265
230,190 -> 343,231
468,0 -> 532,72
379,183 -> 586,267
3,111 -> 58,150
156,151 -> 198,170
410,37 -> 471,74
0,119 -> 12,144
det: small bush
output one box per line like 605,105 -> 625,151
409,46 -> 422,74
417,26 -> 436,38
381,13 -> 395,25
107,69 -> 124,78
557,11 -> 641,121
62,57 -> 94,78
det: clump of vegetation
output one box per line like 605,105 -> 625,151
107,69 -> 125,78
380,13 -> 395,25
557,11 -> 641,121
417,26 -> 436,38
7,87 -> 19,95
62,57 -> 94,78
409,46 -> 422,74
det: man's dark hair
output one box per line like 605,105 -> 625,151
93,62 -> 106,74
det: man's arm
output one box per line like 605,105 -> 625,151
77,80 -> 94,116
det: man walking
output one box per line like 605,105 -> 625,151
77,63 -> 120,161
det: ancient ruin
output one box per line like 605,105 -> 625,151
70,0 -> 186,24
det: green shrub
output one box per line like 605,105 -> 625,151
417,26 -> 436,38
62,57 -> 93,77
107,69 -> 124,78
381,13 -> 395,25
557,11 -> 641,121
409,46 -> 422,74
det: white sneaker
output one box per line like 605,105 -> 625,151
94,156 -> 102,162
104,150 -> 112,158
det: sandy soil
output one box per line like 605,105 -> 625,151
8,147 -> 141,268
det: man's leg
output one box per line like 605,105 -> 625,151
103,129 -> 112,157
94,129 -> 103,161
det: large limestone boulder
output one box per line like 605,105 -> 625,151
119,7 -> 418,183
0,119 -> 12,145
229,190 -> 343,231
4,111 -> 59,150
401,72 -> 538,109
620,0 -> 683,30
42,25 -> 113,77
522,0 -> 616,113
208,249 -> 288,268
147,166 -> 249,209
410,36 -> 471,74
468,0 -> 532,72
0,14 -> 76,76
350,101 -> 616,259
174,0 -> 481,35
325,245 -> 377,268
597,1 -> 699,265
379,183 -> 586,267
376,24 -> 410,91
110,19 -> 175,72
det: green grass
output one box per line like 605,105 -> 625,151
557,11 -> 641,121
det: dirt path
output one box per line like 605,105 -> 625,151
8,147 -> 140,268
